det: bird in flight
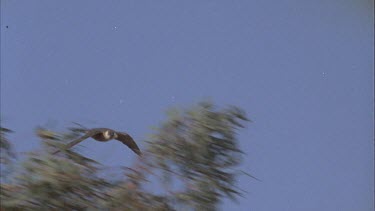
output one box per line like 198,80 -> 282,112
52,128 -> 141,156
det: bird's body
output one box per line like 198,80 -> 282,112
52,128 -> 141,156
89,128 -> 116,142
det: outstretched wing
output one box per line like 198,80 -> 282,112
52,130 -> 100,155
115,132 -> 141,156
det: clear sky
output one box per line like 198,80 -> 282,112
1,1 -> 373,210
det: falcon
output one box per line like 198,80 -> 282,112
52,128 -> 141,156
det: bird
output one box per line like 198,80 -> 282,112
52,128 -> 141,156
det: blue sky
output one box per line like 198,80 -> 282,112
1,1 -> 373,210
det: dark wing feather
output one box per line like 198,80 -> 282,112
52,130 -> 100,155
115,132 -> 141,156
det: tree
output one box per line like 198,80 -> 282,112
0,126 -> 15,180
0,101 -> 251,210
0,126 -> 14,165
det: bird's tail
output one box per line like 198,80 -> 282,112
68,122 -> 89,133
69,128 -> 88,133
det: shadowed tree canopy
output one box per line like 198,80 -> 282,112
0,101 -> 252,210
0,127 -> 15,164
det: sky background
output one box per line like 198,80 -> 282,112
1,0 -> 373,210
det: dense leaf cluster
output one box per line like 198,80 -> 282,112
0,102 -> 250,210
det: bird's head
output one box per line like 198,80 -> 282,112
103,130 -> 116,139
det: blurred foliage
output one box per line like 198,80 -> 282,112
0,126 -> 15,165
1,126 -> 16,180
0,101 -> 251,210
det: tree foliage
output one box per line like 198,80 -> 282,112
0,126 -> 15,165
1,126 -> 16,180
0,102 -> 251,210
